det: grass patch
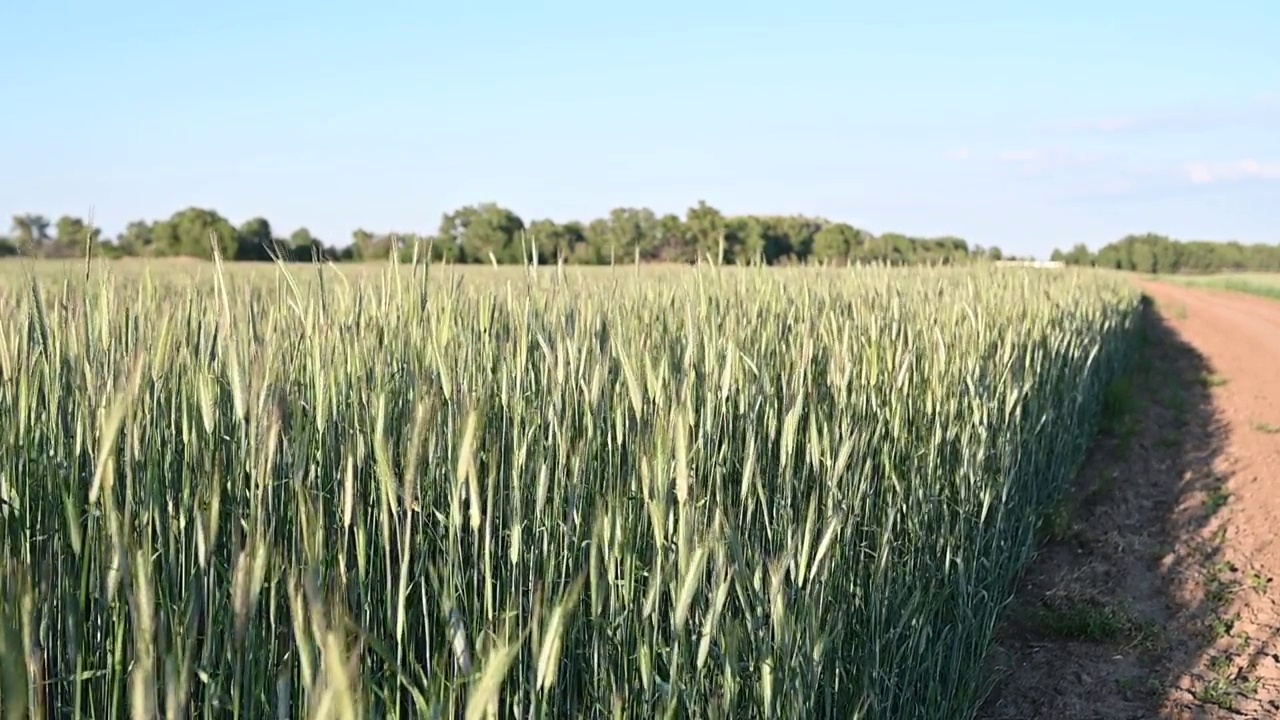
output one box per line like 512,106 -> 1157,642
1194,651 -> 1260,711
1039,501 -> 1077,543
1100,375 -> 1139,451
1208,612 -> 1239,639
1252,421 -> 1280,434
1206,483 -> 1232,517
1200,372 -> 1229,388
1196,676 -> 1239,711
1021,594 -> 1156,646
1249,571 -> 1271,594
1173,273 -> 1280,303
1205,561 -> 1240,609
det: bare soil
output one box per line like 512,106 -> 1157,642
979,282 -> 1280,719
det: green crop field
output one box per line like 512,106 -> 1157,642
0,258 -> 1141,718
1166,272 -> 1280,301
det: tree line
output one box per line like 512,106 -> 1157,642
1,201 -> 1010,266
1053,233 -> 1280,274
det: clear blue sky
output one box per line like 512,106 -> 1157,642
2,0 -> 1277,258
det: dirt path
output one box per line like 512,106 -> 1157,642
979,282 -> 1280,719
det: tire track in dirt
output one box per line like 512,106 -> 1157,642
979,282 -> 1280,719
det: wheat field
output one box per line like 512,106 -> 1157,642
0,258 -> 1141,718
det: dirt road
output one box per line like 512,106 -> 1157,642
1146,282 -> 1280,566
981,282 -> 1280,719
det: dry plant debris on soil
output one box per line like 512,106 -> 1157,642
981,281 -> 1280,719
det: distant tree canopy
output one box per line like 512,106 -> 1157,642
6,201 -> 1006,266
1052,233 -> 1280,274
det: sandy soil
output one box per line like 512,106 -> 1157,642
979,282 -> 1280,719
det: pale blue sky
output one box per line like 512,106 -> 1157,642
2,0 -> 1277,258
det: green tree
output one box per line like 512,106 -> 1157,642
350,229 -> 400,261
1047,233 -> 1280,274
1065,243 -> 1093,266
926,236 -> 970,265
289,227 -> 315,249
576,219 -> 612,264
116,221 -> 154,256
685,201 -> 726,264
351,229 -> 379,261
527,219 -> 585,263
650,214 -> 691,262
727,216 -> 766,265
605,207 -> 659,263
10,214 -> 50,255
3,201 -> 1004,267
871,233 -> 916,264
289,227 -> 314,260
235,217 -> 278,261
436,203 -> 526,264
762,216 -> 824,263
811,223 -> 863,265
151,208 -> 238,259
288,227 -> 334,261
52,215 -> 101,257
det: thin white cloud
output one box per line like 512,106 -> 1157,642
947,147 -> 972,161
1184,159 -> 1280,185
